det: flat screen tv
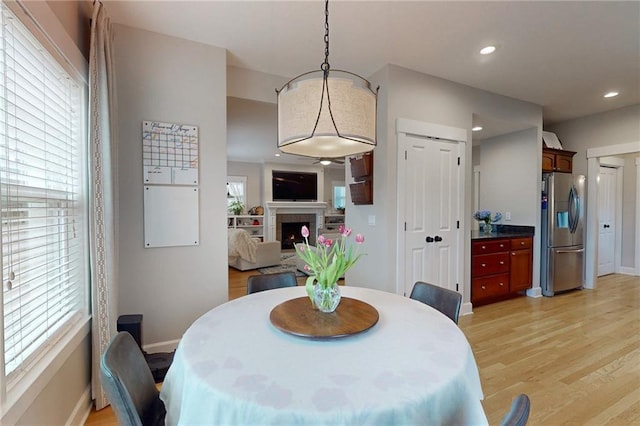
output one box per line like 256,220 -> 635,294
272,171 -> 318,201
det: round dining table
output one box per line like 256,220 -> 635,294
160,286 -> 488,425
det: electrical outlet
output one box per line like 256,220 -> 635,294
505,211 -> 512,221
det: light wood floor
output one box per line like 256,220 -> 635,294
86,271 -> 639,425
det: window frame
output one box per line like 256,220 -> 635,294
0,1 -> 90,419
227,175 -> 247,212
332,180 -> 346,210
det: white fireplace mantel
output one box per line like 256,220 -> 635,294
265,202 -> 328,242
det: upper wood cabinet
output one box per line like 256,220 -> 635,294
349,152 -> 373,205
542,147 -> 576,173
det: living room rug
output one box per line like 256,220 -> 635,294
258,253 -> 306,277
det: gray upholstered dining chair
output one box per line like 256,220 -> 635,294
500,394 -> 531,426
247,271 -> 298,294
100,332 -> 166,426
409,281 -> 463,324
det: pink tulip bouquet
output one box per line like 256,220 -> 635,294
295,225 -> 365,308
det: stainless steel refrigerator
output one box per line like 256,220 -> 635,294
541,173 -> 585,296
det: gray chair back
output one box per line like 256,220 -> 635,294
100,332 -> 166,426
247,271 -> 298,294
500,394 -> 531,426
409,281 -> 462,324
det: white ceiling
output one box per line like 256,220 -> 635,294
105,0 -> 640,164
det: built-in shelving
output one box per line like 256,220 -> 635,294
228,215 -> 264,240
324,214 -> 345,232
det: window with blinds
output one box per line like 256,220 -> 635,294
0,3 -> 87,379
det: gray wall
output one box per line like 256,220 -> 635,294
349,64 -> 542,302
227,161 -> 264,211
622,153 -> 637,268
548,104 -> 640,176
227,96 -> 277,163
479,128 -> 539,226
114,24 -> 228,346
548,104 -> 640,270
16,335 -> 91,425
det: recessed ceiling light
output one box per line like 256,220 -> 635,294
479,46 -> 496,55
275,153 -> 281,157
472,126 -> 483,132
603,91 -> 619,98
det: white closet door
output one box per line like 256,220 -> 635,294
401,134 -> 460,296
597,166 -> 616,276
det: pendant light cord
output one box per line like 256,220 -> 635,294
321,0 -> 330,74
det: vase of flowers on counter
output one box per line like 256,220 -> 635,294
295,225 -> 365,313
473,210 -> 502,234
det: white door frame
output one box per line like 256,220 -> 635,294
597,158 -> 624,275
395,118 -> 467,303
636,157 -> 640,276
585,141 -> 640,287
473,165 -> 481,231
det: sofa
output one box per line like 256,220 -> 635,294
228,228 -> 281,271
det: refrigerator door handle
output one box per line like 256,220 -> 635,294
556,248 -> 585,254
568,185 -> 579,234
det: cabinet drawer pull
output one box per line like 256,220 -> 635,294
512,253 -> 515,256
481,263 -> 486,267
481,285 -> 486,290
499,261 -> 504,265
499,282 -> 504,286
520,241 -> 525,245
499,244 -> 504,248
481,245 -> 486,250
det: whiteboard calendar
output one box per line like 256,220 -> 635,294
142,120 -> 200,248
143,120 -> 199,185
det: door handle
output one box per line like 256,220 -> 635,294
434,236 -> 442,242
604,224 -> 610,229
556,248 -> 585,254
425,236 -> 434,243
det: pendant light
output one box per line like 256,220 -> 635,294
276,0 -> 378,159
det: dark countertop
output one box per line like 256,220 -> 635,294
471,225 -> 535,241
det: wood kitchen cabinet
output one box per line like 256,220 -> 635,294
542,147 -> 575,173
509,237 -> 533,291
472,236 -> 533,305
472,239 -> 510,305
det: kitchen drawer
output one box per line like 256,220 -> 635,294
510,237 -> 532,250
472,274 -> 510,302
472,252 -> 510,277
472,239 -> 509,255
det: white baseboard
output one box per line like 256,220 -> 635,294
67,386 -> 92,426
619,266 -> 639,276
526,286 -> 543,298
143,339 -> 180,354
460,301 -> 473,316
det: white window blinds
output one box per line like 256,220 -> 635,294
0,3 -> 87,378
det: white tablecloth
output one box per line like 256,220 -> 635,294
160,286 -> 488,425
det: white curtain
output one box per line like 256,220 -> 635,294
89,1 -> 119,410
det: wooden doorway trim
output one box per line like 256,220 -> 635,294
395,118 -> 468,310
585,141 -> 640,288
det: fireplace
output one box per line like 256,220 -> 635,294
276,213 -> 316,250
265,202 -> 326,247
281,222 -> 310,250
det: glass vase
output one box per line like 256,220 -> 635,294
483,222 -> 493,234
313,282 -> 341,313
